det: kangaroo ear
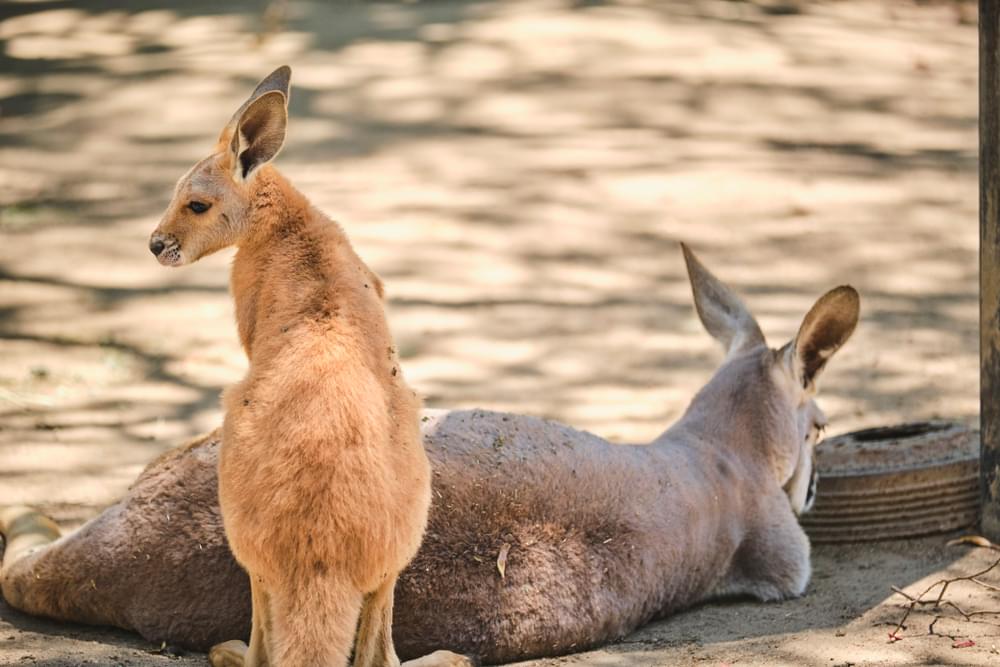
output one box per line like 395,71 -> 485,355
225,66 -> 291,128
222,66 -> 291,181
229,90 -> 288,180
785,285 -> 859,389
681,243 -> 765,357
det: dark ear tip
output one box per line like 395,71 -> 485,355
829,285 -> 861,315
261,65 -> 292,94
679,242 -> 698,270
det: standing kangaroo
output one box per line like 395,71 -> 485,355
0,245 -> 859,664
142,66 -> 456,667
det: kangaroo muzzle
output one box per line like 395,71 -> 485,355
148,233 -> 183,267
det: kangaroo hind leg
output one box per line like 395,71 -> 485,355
354,576 -> 400,667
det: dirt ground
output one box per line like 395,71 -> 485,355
0,0 -> 988,665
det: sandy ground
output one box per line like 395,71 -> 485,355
0,0 -> 988,664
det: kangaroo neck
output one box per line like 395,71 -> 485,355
237,167 -> 310,250
229,168 -> 332,359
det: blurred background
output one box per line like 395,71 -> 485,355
0,0 -> 977,518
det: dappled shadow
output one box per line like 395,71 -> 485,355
0,597 -> 205,667
0,0 -> 977,530
607,537 -> 966,652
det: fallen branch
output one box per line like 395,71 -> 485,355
888,550 -> 1000,642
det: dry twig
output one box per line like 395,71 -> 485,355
888,548 -> 1000,643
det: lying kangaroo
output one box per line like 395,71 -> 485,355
143,65 -> 448,667
0,245 -> 859,664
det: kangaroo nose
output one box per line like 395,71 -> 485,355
149,238 -> 165,256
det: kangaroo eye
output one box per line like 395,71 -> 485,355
807,423 -> 826,440
188,201 -> 210,214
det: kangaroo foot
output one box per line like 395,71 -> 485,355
209,639 -> 248,667
402,650 -> 478,667
0,506 -> 60,570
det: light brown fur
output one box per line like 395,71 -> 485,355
1,247 -> 859,659
144,66 -> 452,667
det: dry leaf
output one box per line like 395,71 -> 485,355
947,535 -> 1000,550
497,543 -> 511,579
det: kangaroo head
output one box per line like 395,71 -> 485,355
680,244 -> 859,515
149,66 -> 291,266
